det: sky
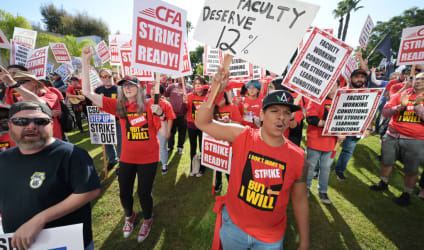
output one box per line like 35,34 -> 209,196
2,0 -> 422,52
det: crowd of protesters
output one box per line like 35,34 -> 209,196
0,42 -> 423,250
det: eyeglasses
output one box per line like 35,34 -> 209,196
17,80 -> 31,85
416,78 -> 424,81
10,117 -> 51,126
101,75 -> 112,79
122,83 -> 137,88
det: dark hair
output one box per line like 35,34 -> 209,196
159,85 -> 165,95
7,64 -> 27,71
39,79 -> 53,87
240,85 -> 248,96
270,78 -> 285,90
194,75 -> 207,85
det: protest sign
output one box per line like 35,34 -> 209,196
201,132 -> 232,174
120,46 -> 154,81
55,64 -> 72,81
283,28 -> 353,104
95,40 -> 111,64
341,55 -> 358,81
0,224 -> 84,250
109,34 -> 132,65
71,56 -> 82,71
194,0 -> 319,74
46,62 -> 54,75
12,27 -> 37,49
396,25 -> 424,65
322,88 -> 384,136
172,41 -> 192,77
93,53 -> 103,68
252,64 -> 265,80
87,106 -> 117,144
229,57 -> 253,80
203,45 -> 223,76
10,40 -> 31,66
0,28 -> 10,49
89,67 -> 102,89
132,0 -> 187,75
25,46 -> 49,80
359,15 -> 374,49
49,43 -> 72,64
299,28 -> 333,51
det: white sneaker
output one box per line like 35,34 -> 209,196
177,147 -> 184,155
189,172 -> 195,176
123,211 -> 136,238
195,172 -> 203,177
137,218 -> 153,243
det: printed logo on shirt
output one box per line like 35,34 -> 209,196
238,151 -> 286,211
191,100 -> 204,119
126,112 -> 150,141
29,172 -> 46,189
0,141 -> 10,152
216,112 -> 231,121
397,101 -> 422,124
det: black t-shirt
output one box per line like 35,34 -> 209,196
0,140 -> 101,247
95,85 -> 118,99
0,85 -> 6,102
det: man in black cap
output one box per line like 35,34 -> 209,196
334,69 -> 371,181
0,101 -> 101,250
51,72 -> 67,97
195,67 -> 309,250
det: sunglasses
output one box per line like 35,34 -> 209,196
122,83 -> 137,88
10,117 -> 51,126
17,80 -> 31,85
101,75 -> 112,79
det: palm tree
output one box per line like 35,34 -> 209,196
63,35 -> 95,57
341,0 -> 364,41
332,2 -> 347,40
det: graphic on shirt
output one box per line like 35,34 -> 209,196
0,141 -> 10,152
29,172 -> 46,189
215,112 -> 230,121
126,112 -> 150,141
191,100 -> 204,119
397,101 -> 422,124
238,151 -> 286,211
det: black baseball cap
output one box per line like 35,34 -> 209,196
117,76 -> 140,87
69,76 -> 79,82
262,90 -> 301,112
9,101 -> 52,119
351,69 -> 368,78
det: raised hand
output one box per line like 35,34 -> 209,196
82,46 -> 93,62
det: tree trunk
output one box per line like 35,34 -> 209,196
337,17 -> 344,39
342,12 -> 350,41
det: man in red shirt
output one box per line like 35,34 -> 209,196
0,104 -> 15,151
370,72 -> 424,206
196,67 -> 309,250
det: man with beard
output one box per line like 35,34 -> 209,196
370,72 -> 424,206
334,69 -> 372,181
95,68 -> 120,170
0,101 -> 101,250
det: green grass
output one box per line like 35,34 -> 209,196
68,125 -> 424,249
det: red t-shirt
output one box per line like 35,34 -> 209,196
66,85 -> 86,104
48,87 -> 64,101
101,97 -> 162,164
186,93 -> 206,123
147,98 -> 176,121
385,88 -> 424,139
385,79 -> 400,93
306,98 -> 337,151
225,127 -> 304,243
6,87 -> 62,139
389,82 -> 406,97
238,96 -> 262,128
0,133 -> 15,152
215,104 -> 243,123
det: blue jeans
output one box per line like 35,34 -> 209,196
306,148 -> 334,193
85,241 -> 94,250
158,132 -> 168,166
220,206 -> 284,250
335,136 -> 360,174
105,123 -> 121,163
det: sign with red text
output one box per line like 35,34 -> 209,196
252,64 -> 266,80
120,45 -> 154,81
359,15 -> 374,49
12,27 -> 37,49
194,0 -> 319,74
25,46 -> 48,79
109,34 -> 132,65
89,67 -> 102,88
323,88 -> 384,136
0,28 -> 10,49
283,28 -> 353,104
201,132 -> 232,174
132,0 -> 187,75
341,55 -> 358,81
50,43 -> 72,64
0,224 -> 83,250
203,45 -> 223,76
172,41 -> 192,77
95,40 -> 111,64
299,28 -> 333,51
10,40 -> 31,66
396,25 -> 424,65
87,106 -> 117,144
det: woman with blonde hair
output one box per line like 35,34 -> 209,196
81,46 -> 169,243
